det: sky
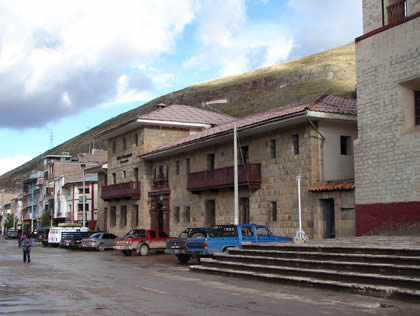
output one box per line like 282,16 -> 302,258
0,0 -> 362,176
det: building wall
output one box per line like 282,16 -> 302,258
355,10 -> 420,234
319,120 -> 357,181
363,0 -> 420,34
104,126 -> 191,236
148,123 -> 355,239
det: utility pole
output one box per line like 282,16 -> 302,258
1,189 -> 5,237
233,124 -> 239,225
81,164 -> 86,227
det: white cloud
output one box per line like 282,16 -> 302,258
0,0 -> 195,129
0,155 -> 32,176
185,0 -> 293,76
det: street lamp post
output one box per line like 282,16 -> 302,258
81,164 -> 86,227
294,174 -> 307,242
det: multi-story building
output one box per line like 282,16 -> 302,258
62,175 -> 99,229
23,171 -> 43,232
41,150 -> 107,227
355,0 -> 420,234
96,95 -> 357,239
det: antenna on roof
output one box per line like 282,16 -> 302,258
48,130 -> 54,149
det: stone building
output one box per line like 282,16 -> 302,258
96,95 -> 357,240
355,0 -> 420,234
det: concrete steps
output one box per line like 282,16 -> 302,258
189,243 -> 420,300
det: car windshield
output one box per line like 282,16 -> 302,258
124,229 -> 146,238
90,233 -> 102,238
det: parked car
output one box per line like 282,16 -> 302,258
5,228 -> 17,239
114,229 -> 174,256
60,231 -> 98,249
167,224 -> 292,264
81,232 -> 118,251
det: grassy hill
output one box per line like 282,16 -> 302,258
0,43 -> 356,191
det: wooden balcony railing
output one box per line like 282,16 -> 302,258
387,0 -> 406,24
187,163 -> 261,192
101,181 -> 141,200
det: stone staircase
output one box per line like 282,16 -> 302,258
189,242 -> 420,301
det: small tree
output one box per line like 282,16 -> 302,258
40,210 -> 51,228
4,215 -> 13,230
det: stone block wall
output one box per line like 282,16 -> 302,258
355,15 -> 420,234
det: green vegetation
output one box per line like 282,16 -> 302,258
40,210 -> 51,228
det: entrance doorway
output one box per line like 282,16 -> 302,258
239,198 -> 249,224
150,194 -> 170,234
205,200 -> 216,227
321,199 -> 335,238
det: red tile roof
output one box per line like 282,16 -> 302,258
308,181 -> 355,192
141,95 -> 356,157
138,104 -> 235,126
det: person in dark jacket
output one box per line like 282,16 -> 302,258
22,235 -> 32,263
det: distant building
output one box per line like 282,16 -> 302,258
355,0 -> 420,234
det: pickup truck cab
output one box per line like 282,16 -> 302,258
167,224 -> 292,263
114,229 -> 172,256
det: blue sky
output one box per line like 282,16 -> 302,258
0,0 -> 362,175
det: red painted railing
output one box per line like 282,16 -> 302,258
187,163 -> 261,192
101,181 -> 140,200
387,0 -> 406,24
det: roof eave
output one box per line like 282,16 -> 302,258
140,111 -> 308,160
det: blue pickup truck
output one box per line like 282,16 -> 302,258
166,224 -> 292,264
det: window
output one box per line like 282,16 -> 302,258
78,187 -> 90,194
149,231 -> 156,238
387,0 -> 406,24
292,134 -> 299,155
122,170 -> 126,179
184,206 -> 191,222
207,153 -> 215,170
112,173 -> 116,184
240,146 -> 249,165
271,201 -> 277,221
270,139 -> 276,159
186,158 -> 190,174
120,205 -> 127,226
135,133 -> 139,146
176,160 -> 180,175
123,137 -> 127,150
256,226 -> 270,236
111,207 -> 116,226
174,207 -> 180,223
205,200 -> 216,227
134,168 -> 139,183
112,141 -> 116,154
415,91 -> 420,125
132,205 -> 139,227
158,231 -> 168,238
340,136 -> 352,155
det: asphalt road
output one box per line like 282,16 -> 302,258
1,238 -> 420,316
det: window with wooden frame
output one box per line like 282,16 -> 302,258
415,91 -> 420,126
340,136 -> 352,155
271,201 -> 277,221
123,137 -> 127,150
184,206 -> 191,222
176,160 -> 180,175
207,153 -> 215,170
174,206 -> 180,223
270,139 -> 276,159
292,134 -> 299,155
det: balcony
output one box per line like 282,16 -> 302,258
101,182 -> 140,200
187,163 -> 261,192
387,0 -> 406,24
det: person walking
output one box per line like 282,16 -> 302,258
22,234 -> 32,263
17,229 -> 22,248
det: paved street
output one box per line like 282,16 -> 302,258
1,238 -> 420,316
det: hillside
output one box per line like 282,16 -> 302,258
0,43 -> 356,191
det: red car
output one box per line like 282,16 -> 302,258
114,229 -> 173,256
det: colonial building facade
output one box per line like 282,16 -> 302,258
96,95 -> 357,240
355,0 -> 420,234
